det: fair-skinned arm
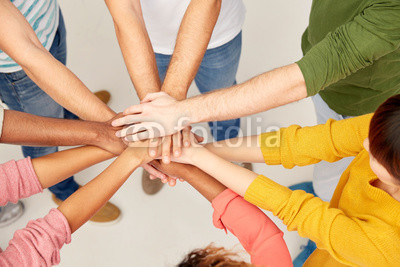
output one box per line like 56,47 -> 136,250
0,0 -> 114,121
115,3 -> 400,139
105,0 -> 219,162
113,64 -> 307,138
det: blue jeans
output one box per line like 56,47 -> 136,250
155,32 -> 242,141
0,11 -> 79,201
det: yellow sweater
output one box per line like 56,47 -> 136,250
244,114 -> 400,266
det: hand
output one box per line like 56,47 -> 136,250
112,92 -> 191,141
148,126 -> 204,164
96,113 -> 127,155
150,160 -> 194,185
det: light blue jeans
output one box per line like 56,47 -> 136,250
0,11 -> 79,201
312,94 -> 354,201
155,32 -> 242,141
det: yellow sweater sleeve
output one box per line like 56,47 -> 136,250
259,114 -> 373,168
244,175 -> 393,266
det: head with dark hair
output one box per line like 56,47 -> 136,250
178,245 -> 254,267
366,94 -> 400,187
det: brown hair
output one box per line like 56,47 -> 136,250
369,94 -> 400,181
178,244 -> 254,267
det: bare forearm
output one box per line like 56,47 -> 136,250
21,54 -> 115,121
106,0 -> 160,100
183,63 -> 307,124
0,110 -> 109,147
205,135 -> 265,163
162,0 -> 221,100
0,0 -> 114,121
190,148 -> 259,196
58,149 -> 142,233
31,146 -> 115,189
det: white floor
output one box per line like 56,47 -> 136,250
0,0 -> 316,266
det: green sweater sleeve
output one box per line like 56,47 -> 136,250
297,2 -> 400,96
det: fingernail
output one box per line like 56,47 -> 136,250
174,151 -> 180,157
150,150 -> 156,157
185,142 -> 189,147
163,156 -> 170,163
112,121 -> 118,127
115,131 -> 121,137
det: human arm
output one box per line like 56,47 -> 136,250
57,144 -> 149,232
0,109 -> 125,155
0,144 -> 151,266
203,114 -> 372,168
0,0 -> 114,121
115,3 -> 400,138
151,161 -> 292,267
113,64 -> 307,138
104,0 -> 160,100
161,0 -> 222,100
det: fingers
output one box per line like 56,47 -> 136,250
141,92 -> 167,103
112,114 -> 144,127
116,123 -> 147,138
182,127 -> 191,147
148,138 -> 161,158
142,163 -> 166,180
125,130 -> 157,142
162,136 -> 172,164
172,131 -> 182,157
122,104 -> 143,115
194,133 -> 204,143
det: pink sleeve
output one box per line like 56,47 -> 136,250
0,157 -> 43,206
0,208 -> 71,267
212,189 -> 293,267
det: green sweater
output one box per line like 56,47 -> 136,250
297,0 -> 400,116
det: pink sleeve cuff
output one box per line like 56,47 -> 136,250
212,189 -> 241,233
0,157 -> 43,206
0,209 -> 71,266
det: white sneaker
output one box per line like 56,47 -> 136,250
0,202 -> 25,228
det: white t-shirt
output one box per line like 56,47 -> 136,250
141,0 -> 246,55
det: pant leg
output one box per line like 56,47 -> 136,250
154,53 -> 171,83
312,94 -> 354,201
194,32 -> 242,141
0,10 -> 78,200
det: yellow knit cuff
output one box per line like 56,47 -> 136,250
259,132 -> 282,165
244,175 -> 292,212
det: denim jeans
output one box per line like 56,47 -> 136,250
312,94 -> 354,201
0,11 -> 79,201
155,32 -> 242,141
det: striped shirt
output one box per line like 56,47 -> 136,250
0,0 -> 59,73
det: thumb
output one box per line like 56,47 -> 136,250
142,92 -> 167,103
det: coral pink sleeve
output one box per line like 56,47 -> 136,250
0,209 -> 72,266
0,157 -> 42,206
212,189 -> 292,267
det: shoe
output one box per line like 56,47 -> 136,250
142,170 -> 164,195
234,162 -> 253,172
289,181 -> 316,196
293,239 -> 317,267
52,193 -> 121,224
0,202 -> 25,228
94,90 -> 111,105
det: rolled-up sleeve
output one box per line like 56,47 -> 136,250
297,2 -> 400,96
212,189 -> 292,267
